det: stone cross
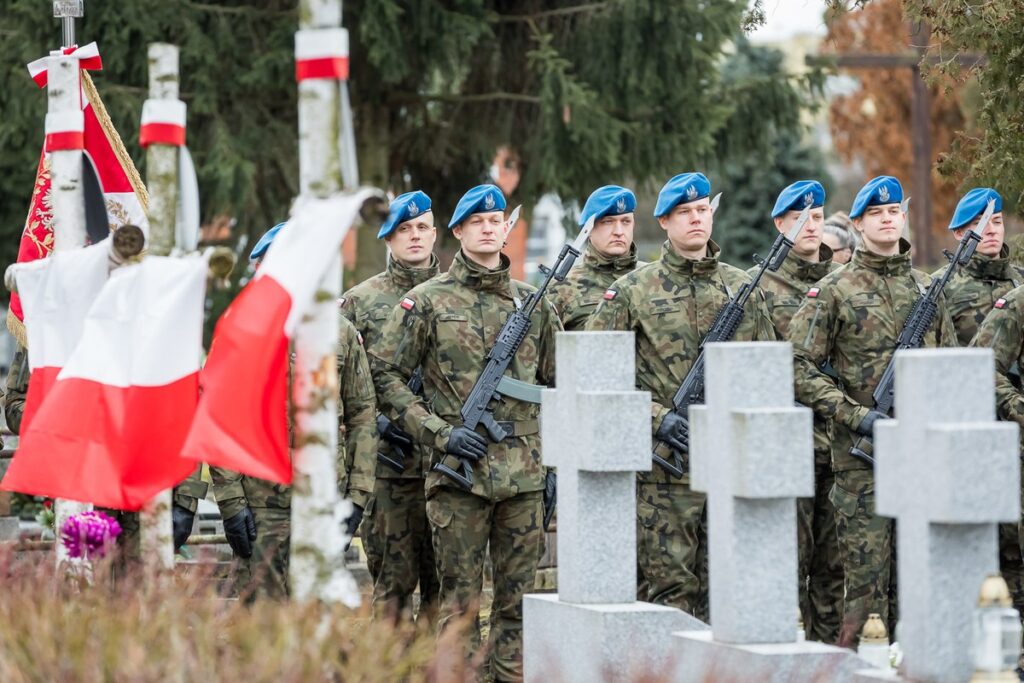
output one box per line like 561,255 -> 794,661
524,331 -> 703,683
874,348 -> 1019,683
689,342 -> 814,643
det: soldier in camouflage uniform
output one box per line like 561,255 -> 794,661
548,185 -> 643,331
2,344 -> 208,555
787,176 -> 957,639
754,180 -> 843,643
341,190 -> 441,620
587,172 -> 775,620
946,189 -> 1024,616
212,223 -> 378,601
371,184 -> 560,682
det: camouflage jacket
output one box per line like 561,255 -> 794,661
750,245 -> 836,462
341,254 -> 440,479
971,285 -> 1024,429
586,240 -> 775,485
212,317 -> 378,517
370,250 -> 560,500
4,345 -> 210,511
548,243 -> 642,331
788,240 -> 958,472
933,245 -> 1024,346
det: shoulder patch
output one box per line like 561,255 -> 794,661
807,287 -> 820,298
400,297 -> 416,311
603,289 -> 617,300
995,298 -> 1007,309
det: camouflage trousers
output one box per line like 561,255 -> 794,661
426,488 -> 545,683
235,506 -> 290,602
830,469 -> 897,640
97,509 -> 140,579
797,452 -> 843,643
1001,522 -> 1024,617
636,481 -> 709,622
363,477 -> 440,620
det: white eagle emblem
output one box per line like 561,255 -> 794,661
408,201 -> 419,217
685,185 -> 698,201
878,185 -> 890,203
616,196 -> 627,212
804,192 -> 814,207
484,193 -> 496,210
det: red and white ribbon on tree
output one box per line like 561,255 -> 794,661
44,110 -> 85,152
27,42 -> 103,88
294,28 -> 349,82
139,99 -> 187,148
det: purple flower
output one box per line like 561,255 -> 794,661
60,510 -> 123,559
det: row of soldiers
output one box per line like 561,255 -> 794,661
4,172 -> 1023,682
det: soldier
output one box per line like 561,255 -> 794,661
753,181 -> 843,642
370,184 -> 560,682
787,175 -> 957,639
340,190 -> 442,620
212,223 -> 377,600
943,189 -> 1024,616
822,212 -> 858,266
586,172 -> 775,620
548,185 -> 642,330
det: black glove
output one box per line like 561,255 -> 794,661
343,504 -> 364,551
376,414 -> 413,450
223,507 -> 257,559
171,503 -> 196,550
855,410 -> 886,438
656,412 -> 689,451
543,471 -> 557,531
445,426 -> 488,461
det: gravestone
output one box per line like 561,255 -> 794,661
674,342 -> 866,682
523,332 -> 705,683
873,348 -> 1019,682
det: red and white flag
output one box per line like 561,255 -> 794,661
8,43 -> 148,342
182,191 -> 377,483
1,257 -> 207,510
13,240 -> 111,433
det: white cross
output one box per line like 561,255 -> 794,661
690,341 -> 814,643
875,348 -> 1019,682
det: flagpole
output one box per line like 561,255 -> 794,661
46,53 -> 93,570
289,0 -> 359,604
137,43 -> 182,572
53,1 -> 83,50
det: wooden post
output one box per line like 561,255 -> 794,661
909,22 -> 933,264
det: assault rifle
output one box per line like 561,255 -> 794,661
434,209 -> 594,490
849,198 -> 996,466
653,201 -> 812,476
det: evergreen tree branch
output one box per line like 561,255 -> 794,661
493,3 -> 612,23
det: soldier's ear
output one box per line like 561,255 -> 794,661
452,225 -> 464,241
773,217 -> 786,233
656,216 -> 669,232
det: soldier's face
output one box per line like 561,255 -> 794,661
453,210 -> 505,259
854,203 -> 905,253
658,198 -> 712,256
386,212 -> 437,267
774,207 -> 824,259
953,212 -> 1004,257
591,213 -> 635,257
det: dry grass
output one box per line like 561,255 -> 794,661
0,548 -> 479,683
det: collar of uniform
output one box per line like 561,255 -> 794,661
583,242 -> 638,275
779,244 -> 834,283
449,249 -> 513,293
660,239 -> 722,277
963,243 -> 1013,280
388,252 -> 440,290
851,238 -> 912,276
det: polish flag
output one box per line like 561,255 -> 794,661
2,256 -> 207,510
183,191 -> 378,483
14,240 -> 111,433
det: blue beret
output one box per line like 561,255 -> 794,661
771,180 -> 825,218
850,176 -> 904,219
580,185 -> 637,226
448,184 -> 507,229
654,173 -> 711,217
250,222 -> 286,261
949,188 -> 1003,230
378,190 -> 432,239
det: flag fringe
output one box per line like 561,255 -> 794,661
82,71 -> 149,214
